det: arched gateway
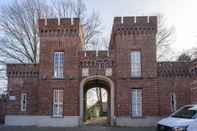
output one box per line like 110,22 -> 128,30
80,75 -> 115,125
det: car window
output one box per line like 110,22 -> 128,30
172,106 -> 197,119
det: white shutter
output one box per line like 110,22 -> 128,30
131,51 -> 141,77
132,89 -> 142,117
54,52 -> 64,78
53,89 -> 64,117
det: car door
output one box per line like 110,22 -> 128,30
187,119 -> 197,131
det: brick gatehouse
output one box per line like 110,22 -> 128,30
5,16 -> 197,127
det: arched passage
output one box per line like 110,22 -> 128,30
80,75 -> 114,125
84,86 -> 109,125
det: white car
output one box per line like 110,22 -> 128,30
157,105 -> 197,131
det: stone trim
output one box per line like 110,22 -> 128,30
115,116 -> 162,127
5,115 -> 80,127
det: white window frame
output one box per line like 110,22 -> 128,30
20,93 -> 27,112
132,89 -> 142,117
171,93 -> 177,112
130,51 -> 141,77
53,89 -> 64,117
54,52 -> 64,79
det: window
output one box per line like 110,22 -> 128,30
172,105 -> 197,119
130,51 -> 141,77
132,89 -> 142,117
53,89 -> 63,117
82,68 -> 89,77
54,52 -> 64,78
171,93 -> 177,112
21,93 -> 27,112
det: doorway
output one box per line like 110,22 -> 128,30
80,75 -> 114,126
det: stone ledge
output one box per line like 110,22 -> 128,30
5,115 -> 80,127
115,116 -> 162,127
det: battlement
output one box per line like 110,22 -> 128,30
38,18 -> 81,37
157,62 -> 191,77
7,64 -> 39,79
112,16 -> 157,36
114,16 -> 157,25
79,50 -> 111,59
79,50 -> 113,69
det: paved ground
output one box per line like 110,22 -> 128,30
0,125 -> 156,131
85,117 -> 108,126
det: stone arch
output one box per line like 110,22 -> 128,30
80,75 -> 115,125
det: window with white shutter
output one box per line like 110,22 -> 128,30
53,89 -> 64,117
132,89 -> 142,117
130,51 -> 141,77
54,52 -> 64,78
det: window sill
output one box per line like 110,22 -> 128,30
51,115 -> 64,118
130,77 -> 143,80
130,116 -> 144,119
52,77 -> 64,80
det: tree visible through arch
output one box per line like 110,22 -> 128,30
80,75 -> 115,126
85,87 -> 108,125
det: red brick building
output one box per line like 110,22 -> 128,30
5,16 -> 197,127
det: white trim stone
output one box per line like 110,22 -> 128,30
115,116 -> 163,127
5,115 -> 80,127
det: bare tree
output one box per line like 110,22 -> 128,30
0,0 -> 102,92
177,52 -> 192,62
95,87 -> 109,114
0,0 -> 44,64
0,0 -> 101,64
50,0 -> 102,48
157,15 -> 176,61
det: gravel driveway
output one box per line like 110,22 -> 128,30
0,125 -> 156,131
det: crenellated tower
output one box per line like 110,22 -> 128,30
38,18 -> 84,80
110,16 -> 157,78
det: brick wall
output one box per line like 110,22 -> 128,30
38,80 -> 79,116
6,64 -> 39,115
6,79 -> 38,115
190,59 -> 197,104
158,78 -> 192,116
0,98 -> 6,123
114,78 -> 159,116
191,78 -> 197,104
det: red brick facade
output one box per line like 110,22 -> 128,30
6,16 -> 197,125
0,97 -> 6,123
190,60 -> 197,104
